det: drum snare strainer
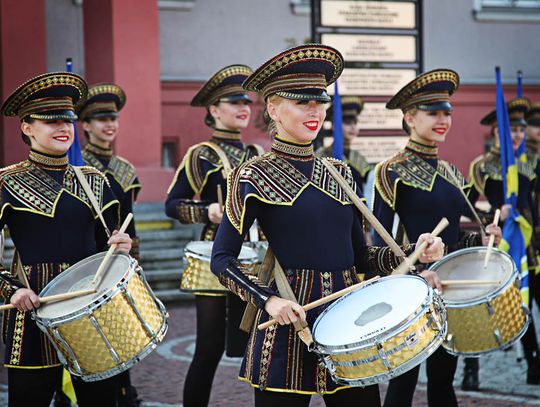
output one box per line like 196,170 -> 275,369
312,275 -> 447,387
35,252 -> 168,382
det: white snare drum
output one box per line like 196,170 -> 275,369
312,275 -> 446,386
35,253 -> 168,382
181,241 -> 259,292
429,247 -> 529,355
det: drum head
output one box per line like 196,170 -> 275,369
429,248 -> 515,304
314,276 -> 429,347
36,252 -> 131,319
185,241 -> 259,263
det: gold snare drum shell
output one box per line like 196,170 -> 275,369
429,247 -> 529,355
35,252 -> 168,382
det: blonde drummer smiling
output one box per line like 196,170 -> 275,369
211,44 -> 445,407
0,72 -> 131,406
373,69 -> 501,407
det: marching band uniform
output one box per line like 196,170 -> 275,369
0,73 -> 121,406
78,83 -> 142,406
165,65 -> 262,407
373,69 -> 482,406
79,83 -> 141,260
469,98 -> 540,385
211,44 -> 431,407
317,97 -> 371,193
526,102 -> 540,304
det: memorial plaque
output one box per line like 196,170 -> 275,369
322,135 -> 407,163
327,68 -> 416,96
321,1 -> 416,29
351,136 -> 408,163
322,33 -> 416,62
358,102 -> 403,130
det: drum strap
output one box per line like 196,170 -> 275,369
439,161 -> 486,239
239,246 -> 275,332
273,260 -> 313,347
73,166 -> 112,238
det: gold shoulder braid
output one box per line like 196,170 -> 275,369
1,163 -> 112,217
375,150 -> 468,209
226,154 -> 354,233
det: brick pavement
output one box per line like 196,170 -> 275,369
0,301 -> 539,406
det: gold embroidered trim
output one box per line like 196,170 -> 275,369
28,151 -> 68,169
212,129 -> 241,140
271,137 -> 314,158
85,142 -> 113,157
405,139 -> 438,158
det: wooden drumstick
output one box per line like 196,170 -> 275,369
393,218 -> 449,275
442,280 -> 499,286
217,184 -> 224,212
0,288 -> 96,311
483,208 -> 501,268
92,213 -> 133,285
321,160 -> 413,271
257,276 -> 380,331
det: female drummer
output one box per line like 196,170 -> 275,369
469,98 -> 540,385
165,64 -> 263,407
0,72 -> 132,406
211,44 -> 445,407
372,69 -> 502,406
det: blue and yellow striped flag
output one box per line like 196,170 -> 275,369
515,70 -> 527,164
495,67 -> 531,304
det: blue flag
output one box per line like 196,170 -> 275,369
332,81 -> 344,160
495,67 -> 531,304
515,70 -> 527,163
65,58 -> 84,166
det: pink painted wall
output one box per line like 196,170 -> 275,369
0,0 -> 47,166
83,0 -> 164,202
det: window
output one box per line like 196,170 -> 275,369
474,0 -> 540,21
291,0 -> 311,16
162,141 -> 178,169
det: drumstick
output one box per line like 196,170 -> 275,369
483,208 -> 501,268
91,213 -> 133,285
321,160 -> 413,271
257,276 -> 380,331
217,184 -> 224,212
0,289 -> 96,311
392,218 -> 449,275
442,280 -> 500,286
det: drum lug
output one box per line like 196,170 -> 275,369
445,333 -> 456,353
486,300 -> 495,316
493,329 -> 502,346
121,286 -> 155,337
376,341 -> 391,371
51,328 -> 84,377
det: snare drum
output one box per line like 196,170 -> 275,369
429,247 -> 529,355
312,275 -> 446,386
181,241 -> 259,293
35,252 -> 168,382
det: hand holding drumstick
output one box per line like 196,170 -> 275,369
483,209 -> 502,268
208,185 -> 224,224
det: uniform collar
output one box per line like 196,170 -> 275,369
85,142 -> 113,157
405,139 -> 438,158
28,149 -> 68,170
271,136 -> 314,160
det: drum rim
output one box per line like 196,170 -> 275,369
313,275 -> 433,353
322,294 -> 448,386
184,241 -> 259,264
428,247 -> 518,307
35,252 -> 136,324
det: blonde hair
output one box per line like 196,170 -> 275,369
402,108 -> 418,135
265,94 -> 284,138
